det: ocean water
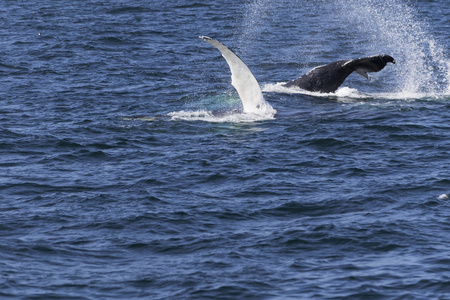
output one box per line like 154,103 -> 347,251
1,0 -> 449,299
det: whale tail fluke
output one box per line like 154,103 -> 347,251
348,54 -> 395,81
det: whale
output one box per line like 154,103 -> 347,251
283,55 -> 396,93
199,36 -> 275,116
201,36 -> 395,96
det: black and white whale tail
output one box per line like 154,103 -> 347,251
200,36 -> 276,115
283,55 -> 396,93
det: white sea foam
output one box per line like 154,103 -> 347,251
438,194 -> 449,200
168,109 -> 275,123
263,82 -> 450,102
263,83 -> 370,99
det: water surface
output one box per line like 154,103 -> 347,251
1,1 -> 449,299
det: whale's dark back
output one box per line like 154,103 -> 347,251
284,55 -> 395,93
284,60 -> 353,93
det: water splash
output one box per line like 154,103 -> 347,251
238,0 -> 275,51
168,109 -> 275,123
169,94 -> 275,123
332,0 -> 449,96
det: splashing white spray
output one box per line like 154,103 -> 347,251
334,0 -> 449,95
238,0 -> 275,53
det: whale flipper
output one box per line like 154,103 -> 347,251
200,36 -> 275,115
355,69 -> 369,80
284,54 -> 395,93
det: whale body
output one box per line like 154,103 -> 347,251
283,55 -> 396,93
199,36 -> 275,115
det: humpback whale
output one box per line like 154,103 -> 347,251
283,55 -> 396,93
200,36 -> 395,98
199,36 -> 275,116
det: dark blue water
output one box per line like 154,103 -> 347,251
1,1 -> 450,299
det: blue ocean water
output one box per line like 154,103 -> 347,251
1,0 -> 449,299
